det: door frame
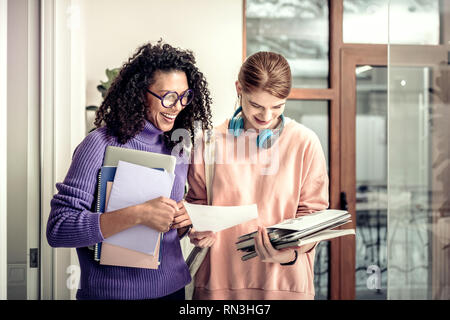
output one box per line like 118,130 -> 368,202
337,44 -> 387,299
40,0 -> 86,300
0,0 -> 8,300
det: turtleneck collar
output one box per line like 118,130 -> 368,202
134,119 -> 164,145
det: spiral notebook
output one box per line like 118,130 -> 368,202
93,146 -> 177,261
102,160 -> 174,255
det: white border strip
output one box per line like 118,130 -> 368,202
40,0 -> 55,300
0,0 -> 8,301
27,0 -> 41,300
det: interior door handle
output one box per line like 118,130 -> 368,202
340,192 -> 348,211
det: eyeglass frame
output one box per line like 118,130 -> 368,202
146,88 -> 194,108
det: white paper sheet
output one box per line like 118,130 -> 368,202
183,202 -> 258,232
269,209 -> 349,231
104,160 -> 175,255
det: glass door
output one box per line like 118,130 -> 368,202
355,66 -> 387,299
387,0 -> 450,299
340,45 -> 387,299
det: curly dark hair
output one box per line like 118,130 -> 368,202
94,40 -> 212,149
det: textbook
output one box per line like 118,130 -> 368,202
236,209 -> 355,261
93,164 -> 166,260
103,145 -> 176,173
103,160 -> 174,255
240,228 -> 356,261
99,182 -> 161,269
93,146 -> 177,262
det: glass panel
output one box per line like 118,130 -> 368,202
389,0 -> 440,45
355,66 -> 388,299
388,1 -> 450,300
343,0 -> 389,44
284,100 -> 329,299
246,0 -> 329,88
284,100 -> 329,169
344,0 -> 440,45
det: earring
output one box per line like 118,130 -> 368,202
234,94 -> 241,110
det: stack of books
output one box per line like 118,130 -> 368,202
236,209 -> 355,261
92,146 -> 176,269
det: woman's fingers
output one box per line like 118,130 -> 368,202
191,230 -> 214,238
160,197 -> 179,212
187,226 -> 215,247
171,220 -> 191,229
172,214 -> 189,224
254,227 -> 269,261
261,227 -> 278,256
197,236 -> 215,248
177,200 -> 186,210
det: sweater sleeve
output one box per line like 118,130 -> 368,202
46,131 -> 107,248
185,138 -> 208,206
296,131 -> 329,218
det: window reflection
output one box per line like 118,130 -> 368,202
388,64 -> 449,299
246,0 -> 329,88
284,100 -> 329,168
344,0 -> 440,45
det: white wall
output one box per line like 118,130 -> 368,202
81,0 -> 243,126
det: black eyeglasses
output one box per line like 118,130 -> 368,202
146,88 -> 194,108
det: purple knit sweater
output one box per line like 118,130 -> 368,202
47,120 -> 191,300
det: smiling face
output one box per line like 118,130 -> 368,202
145,70 -> 189,132
236,81 -> 286,131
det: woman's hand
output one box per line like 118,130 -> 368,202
254,227 -> 297,264
137,196 -> 178,232
172,201 -> 193,237
188,227 -> 216,248
171,201 -> 192,229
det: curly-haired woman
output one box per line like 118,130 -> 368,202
47,41 -> 212,300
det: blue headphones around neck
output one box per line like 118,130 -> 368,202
228,106 -> 285,149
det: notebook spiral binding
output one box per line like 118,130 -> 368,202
94,168 -> 102,261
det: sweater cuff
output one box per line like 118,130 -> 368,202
87,210 -> 105,244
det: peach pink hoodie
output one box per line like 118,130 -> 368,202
186,118 -> 329,300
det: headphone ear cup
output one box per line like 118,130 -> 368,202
229,106 -> 243,137
234,117 -> 244,137
257,129 -> 274,149
228,117 -> 236,134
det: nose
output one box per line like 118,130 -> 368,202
172,99 -> 183,112
260,108 -> 272,122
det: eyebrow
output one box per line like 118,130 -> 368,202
248,100 -> 285,108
